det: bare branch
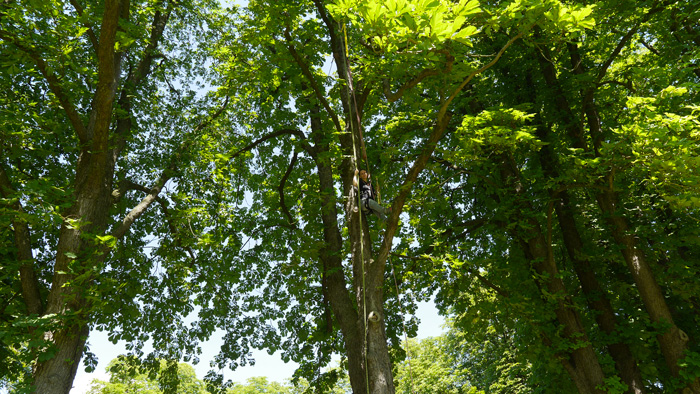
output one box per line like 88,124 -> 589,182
639,37 -> 661,56
68,0 -> 99,51
372,30 -> 527,286
156,196 -> 198,267
110,96 -> 231,241
374,113 -> 452,275
595,1 -> 668,85
596,27 -> 638,85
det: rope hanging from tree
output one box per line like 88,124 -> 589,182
342,22 -> 371,394
342,21 -> 415,394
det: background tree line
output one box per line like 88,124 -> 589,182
1,0 -> 699,393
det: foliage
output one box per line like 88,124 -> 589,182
394,335 -> 482,394
86,356 -> 206,394
3,0 -> 700,392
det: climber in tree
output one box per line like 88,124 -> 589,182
353,168 -> 392,221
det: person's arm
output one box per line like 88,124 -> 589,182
353,169 -> 359,188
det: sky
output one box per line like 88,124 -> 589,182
70,299 -> 445,393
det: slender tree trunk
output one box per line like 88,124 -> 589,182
0,166 -> 44,317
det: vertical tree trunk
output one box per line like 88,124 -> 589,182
310,3 -> 397,391
30,0 -> 122,392
498,154 -> 607,394
532,104 -> 645,392
310,106 -> 370,393
565,42 -> 699,392
554,192 -> 646,394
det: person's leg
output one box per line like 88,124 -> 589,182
367,199 -> 388,221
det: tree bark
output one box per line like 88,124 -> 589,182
0,165 -> 43,317
31,1 -> 122,392
306,100 -> 370,393
554,191 -> 645,394
311,4 -> 397,392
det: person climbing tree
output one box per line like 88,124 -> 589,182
354,168 -> 391,221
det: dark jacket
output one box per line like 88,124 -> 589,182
359,178 -> 375,204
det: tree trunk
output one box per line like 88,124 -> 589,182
532,97 -> 645,392
554,192 -> 645,394
565,42 -> 700,392
498,154 -> 607,394
30,0 -> 122,392
310,3 -> 397,392
596,191 -> 694,386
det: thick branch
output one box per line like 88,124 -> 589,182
0,164 -> 43,315
594,1 -> 669,87
128,1 -> 173,87
111,176 -> 171,240
383,51 -> 455,103
110,97 -> 231,241
0,30 -> 89,143
90,0 -> 122,149
374,113 -> 452,280
595,27 -> 638,85
283,27 -> 342,134
375,30 -> 526,276
111,1 -> 174,161
439,29 -> 526,121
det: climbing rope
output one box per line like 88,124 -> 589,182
343,22 -> 370,394
342,22 -> 415,394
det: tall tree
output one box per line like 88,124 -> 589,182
204,0 -> 596,393
397,0 -> 700,393
0,0 -> 230,392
